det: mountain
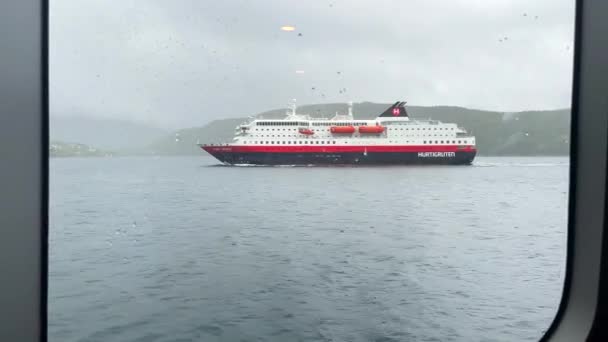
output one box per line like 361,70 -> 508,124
145,118 -> 244,155
146,102 -> 570,156
50,116 -> 169,150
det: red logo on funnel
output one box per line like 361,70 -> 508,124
392,108 -> 400,116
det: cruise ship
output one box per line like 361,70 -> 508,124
200,101 -> 476,165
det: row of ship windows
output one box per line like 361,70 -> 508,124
242,140 -> 469,145
254,122 -> 458,129
249,134 -> 454,138
251,127 -> 454,131
257,122 -> 308,126
312,122 -> 369,126
389,127 -> 455,131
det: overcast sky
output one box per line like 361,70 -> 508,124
50,0 -> 575,128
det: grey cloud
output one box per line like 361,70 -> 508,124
50,0 -> 575,128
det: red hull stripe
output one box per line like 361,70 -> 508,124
203,145 -> 476,153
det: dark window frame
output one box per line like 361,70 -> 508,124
3,1 -> 608,342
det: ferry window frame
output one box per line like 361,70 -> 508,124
4,1 -> 608,341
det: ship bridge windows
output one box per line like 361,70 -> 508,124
257,121 -> 308,126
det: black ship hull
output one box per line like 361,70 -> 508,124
202,145 -> 476,166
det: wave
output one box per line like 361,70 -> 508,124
473,161 -> 570,168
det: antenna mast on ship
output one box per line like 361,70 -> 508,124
285,98 -> 300,120
291,99 -> 297,115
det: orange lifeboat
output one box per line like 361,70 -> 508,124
298,128 -> 314,135
330,126 -> 355,134
358,125 -> 385,134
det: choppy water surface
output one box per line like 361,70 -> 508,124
50,156 -> 568,341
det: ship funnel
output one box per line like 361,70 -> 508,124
378,101 -> 409,118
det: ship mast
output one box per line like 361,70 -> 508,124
285,99 -> 299,120
290,99 -> 297,116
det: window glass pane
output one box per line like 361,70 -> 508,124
50,1 -> 573,341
